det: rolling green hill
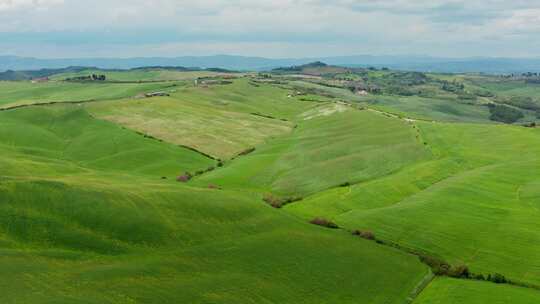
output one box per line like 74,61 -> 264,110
0,81 -> 178,109
0,103 -> 428,303
1,67 -> 540,303
49,68 -> 235,82
286,120 -> 540,285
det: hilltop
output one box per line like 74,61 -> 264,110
3,54 -> 540,73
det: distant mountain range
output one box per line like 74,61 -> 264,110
2,55 -> 540,74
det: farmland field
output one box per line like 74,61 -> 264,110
414,278 -> 540,303
49,69 -> 235,82
0,81 -> 178,109
1,66 -> 540,303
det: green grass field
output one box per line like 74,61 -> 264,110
286,121 -> 540,285
50,69 -> 234,82
0,102 -> 429,303
195,103 -> 432,197
0,80 -> 178,109
414,278 -> 540,303
1,70 -> 540,303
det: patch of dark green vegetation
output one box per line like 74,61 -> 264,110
309,217 -> 340,229
65,74 -> 107,82
487,103 -> 525,123
263,194 -> 303,209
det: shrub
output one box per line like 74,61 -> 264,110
176,172 -> 192,183
419,255 -> 451,276
263,194 -> 302,208
488,273 -> 507,284
352,230 -> 375,240
309,218 -> 339,229
263,194 -> 284,208
449,264 -> 470,278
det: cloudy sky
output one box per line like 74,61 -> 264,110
1,0 -> 539,58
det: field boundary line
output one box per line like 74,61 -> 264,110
405,271 -> 435,304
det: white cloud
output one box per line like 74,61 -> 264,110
1,0 -> 540,57
0,0 -> 63,11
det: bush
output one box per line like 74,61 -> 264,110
488,273 -> 507,284
449,264 -> 470,278
419,255 -> 451,276
441,81 -> 465,93
419,255 -> 471,278
263,194 -> 302,208
176,172 -> 192,183
263,194 -> 283,208
310,218 -> 339,229
352,230 -> 375,240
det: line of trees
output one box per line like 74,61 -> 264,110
65,74 -> 106,82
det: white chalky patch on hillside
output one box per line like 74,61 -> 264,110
301,103 -> 349,120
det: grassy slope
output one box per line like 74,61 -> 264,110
87,100 -> 293,160
287,120 -> 540,285
50,69 -> 231,82
0,81 -> 177,109
196,103 -> 432,198
0,101 -> 428,303
290,79 -> 497,123
469,77 -> 540,98
0,105 -> 214,177
369,95 -> 492,123
88,79 -> 316,159
3,72 -> 540,301
414,278 -> 540,304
